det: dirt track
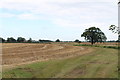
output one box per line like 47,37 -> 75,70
2,43 -> 93,67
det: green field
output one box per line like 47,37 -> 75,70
3,46 -> 118,78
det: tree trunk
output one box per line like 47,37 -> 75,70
91,38 -> 94,45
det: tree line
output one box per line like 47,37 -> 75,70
0,37 -> 81,43
0,37 -> 53,43
0,25 -> 119,44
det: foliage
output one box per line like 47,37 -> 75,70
39,39 -> 53,43
109,25 -> 120,41
27,38 -> 32,43
74,44 -> 119,49
56,39 -> 60,42
81,27 -> 107,45
0,37 -> 5,42
74,39 -> 81,43
7,37 -> 16,43
17,37 -> 26,42
109,25 -> 119,34
0,37 -> 53,43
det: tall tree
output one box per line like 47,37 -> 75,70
17,37 -> 26,42
56,39 -> 60,42
27,38 -> 32,43
81,27 -> 107,45
0,37 -> 5,42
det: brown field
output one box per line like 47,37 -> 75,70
2,42 -> 118,78
2,43 -> 93,68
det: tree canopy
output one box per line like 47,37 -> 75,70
0,37 -> 5,42
27,38 -> 32,43
7,37 -> 16,42
81,27 -> 107,45
17,37 -> 26,42
109,25 -> 119,34
109,25 -> 120,41
74,39 -> 81,43
56,39 -> 60,42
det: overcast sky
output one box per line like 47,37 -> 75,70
0,0 -> 118,41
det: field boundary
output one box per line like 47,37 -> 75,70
74,44 -> 120,49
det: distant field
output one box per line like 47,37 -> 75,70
79,42 -> 119,46
2,43 -> 118,78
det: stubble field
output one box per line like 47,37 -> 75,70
2,43 -> 118,78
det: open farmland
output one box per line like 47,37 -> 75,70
2,43 -> 92,68
2,43 -> 118,78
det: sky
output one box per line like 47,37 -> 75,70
0,0 -> 118,41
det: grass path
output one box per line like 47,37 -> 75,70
3,47 -> 118,78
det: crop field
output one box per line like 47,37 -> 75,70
2,43 -> 118,78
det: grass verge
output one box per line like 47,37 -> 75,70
74,44 -> 120,49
